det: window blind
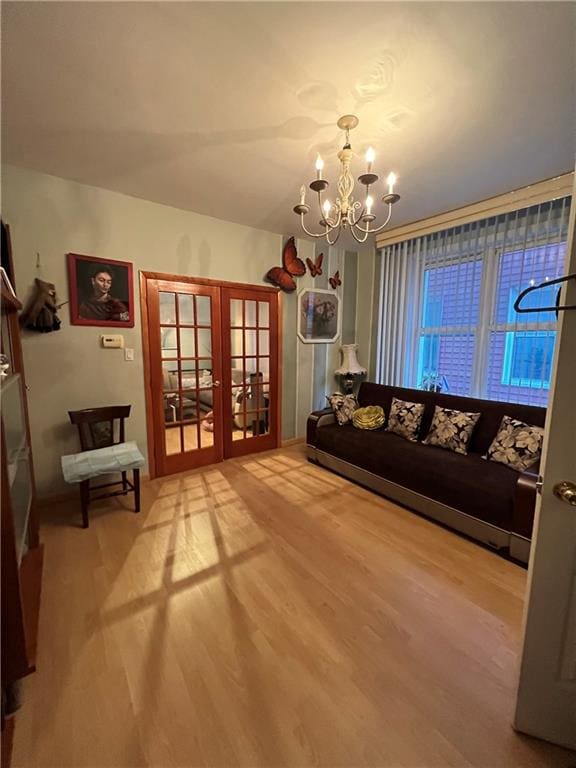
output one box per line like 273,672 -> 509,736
376,196 -> 571,406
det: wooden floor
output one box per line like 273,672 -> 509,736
12,445 -> 575,768
165,424 -> 262,455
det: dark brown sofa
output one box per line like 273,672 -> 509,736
307,383 -> 545,563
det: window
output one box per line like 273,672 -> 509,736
377,190 -> 573,406
416,243 -> 565,405
501,331 -> 555,388
485,244 -> 563,405
498,281 -> 558,390
377,196 -> 572,406
416,259 -> 482,396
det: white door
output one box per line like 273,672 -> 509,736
514,182 -> 576,749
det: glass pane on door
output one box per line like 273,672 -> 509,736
159,292 -> 176,324
197,328 -> 212,358
164,398 -> 183,455
258,330 -> 269,356
230,299 -> 243,327
258,301 -> 269,327
178,294 -> 195,324
196,296 -> 211,326
179,327 -> 196,357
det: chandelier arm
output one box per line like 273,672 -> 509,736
299,215 -> 336,239
363,203 -> 394,235
326,225 -> 342,247
349,225 -> 371,244
350,205 -> 367,228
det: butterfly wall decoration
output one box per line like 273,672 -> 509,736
306,252 -> 323,278
329,271 -> 342,289
266,237 -> 306,292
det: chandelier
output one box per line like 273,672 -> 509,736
293,115 -> 401,245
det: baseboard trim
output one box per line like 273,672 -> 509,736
282,437 -> 305,447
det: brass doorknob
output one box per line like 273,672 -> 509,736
213,381 -> 221,387
553,481 -> 576,506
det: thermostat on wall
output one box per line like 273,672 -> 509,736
101,334 -> 124,349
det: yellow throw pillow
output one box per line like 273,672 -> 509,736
352,405 -> 385,430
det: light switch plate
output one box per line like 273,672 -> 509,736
101,334 -> 124,349
125,348 -> 134,361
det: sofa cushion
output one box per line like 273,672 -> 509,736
315,423 -> 519,529
327,392 -> 358,425
484,416 -> 544,471
422,406 -> 481,455
386,397 -> 425,441
352,405 -> 385,430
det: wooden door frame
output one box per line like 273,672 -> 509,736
140,271 -> 282,478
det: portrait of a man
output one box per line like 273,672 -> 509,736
68,254 -> 134,327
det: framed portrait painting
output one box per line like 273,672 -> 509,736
67,253 -> 134,327
297,288 -> 341,343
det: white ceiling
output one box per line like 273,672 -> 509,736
2,2 -> 575,247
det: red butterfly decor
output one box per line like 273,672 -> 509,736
329,271 -> 342,289
306,252 -> 324,278
266,237 -> 306,292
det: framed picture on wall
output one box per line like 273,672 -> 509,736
67,253 -> 134,327
297,288 -> 341,343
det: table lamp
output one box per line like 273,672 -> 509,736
335,344 -> 366,393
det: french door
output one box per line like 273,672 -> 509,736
142,274 -> 280,477
221,286 -> 279,458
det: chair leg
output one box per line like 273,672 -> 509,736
121,471 -> 128,495
80,480 -> 90,529
133,468 -> 140,513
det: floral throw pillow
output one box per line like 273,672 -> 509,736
352,405 -> 385,430
327,393 -> 358,426
385,397 -> 425,442
484,416 -> 544,471
422,406 -> 481,455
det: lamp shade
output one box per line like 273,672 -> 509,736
335,344 -> 366,376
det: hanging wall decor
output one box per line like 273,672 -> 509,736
306,252 -> 323,277
329,271 -> 342,289
297,288 -> 341,344
265,237 -> 305,292
19,278 -> 63,333
67,253 -> 134,327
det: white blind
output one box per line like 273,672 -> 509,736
376,196 -> 571,406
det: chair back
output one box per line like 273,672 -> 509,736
68,405 -> 131,451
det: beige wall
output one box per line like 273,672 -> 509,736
2,165 -> 372,497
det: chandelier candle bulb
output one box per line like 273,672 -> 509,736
365,147 -> 375,173
315,154 -> 324,180
387,172 -> 397,195
366,195 -> 373,215
300,185 -> 306,206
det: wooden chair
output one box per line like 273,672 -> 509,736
66,405 -> 144,528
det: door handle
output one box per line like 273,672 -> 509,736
213,381 -> 221,387
553,481 -> 576,506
